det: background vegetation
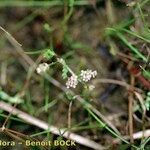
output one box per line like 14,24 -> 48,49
0,0 -> 150,149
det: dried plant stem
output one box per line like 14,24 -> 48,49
94,78 -> 141,92
2,103 -> 18,129
134,92 -> 147,143
67,100 -> 73,139
68,101 -> 73,129
128,75 -> 134,143
114,129 -> 150,143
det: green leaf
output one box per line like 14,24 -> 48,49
145,92 -> 150,111
43,23 -> 54,33
143,69 -> 150,79
62,65 -> 69,79
0,90 -> 23,103
69,0 -> 74,7
43,49 -> 55,60
65,91 -> 74,101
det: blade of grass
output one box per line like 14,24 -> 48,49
36,99 -> 58,116
121,28 -> 150,43
0,114 -> 26,123
106,27 -> 147,61
44,79 -> 50,112
25,90 -> 34,115
24,50 -> 45,55
137,2 -> 148,30
0,0 -> 95,7
30,130 -> 51,138
140,137 -> 150,149
30,124 -> 101,138
116,32 -> 147,62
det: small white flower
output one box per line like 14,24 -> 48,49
91,70 -> 97,78
80,69 -> 97,82
36,63 -> 49,74
89,85 -> 95,91
57,58 -> 64,63
66,75 -> 78,89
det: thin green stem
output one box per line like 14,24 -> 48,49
117,32 -> 147,62
0,0 -> 93,7
121,29 -> 150,43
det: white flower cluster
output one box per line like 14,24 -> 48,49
66,69 -> 97,89
66,75 -> 78,89
36,63 -> 49,74
80,70 -> 97,82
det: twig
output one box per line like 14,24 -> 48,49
0,26 -> 33,66
134,92 -> 146,114
128,75 -> 134,143
3,128 -> 48,150
68,100 -> 73,137
132,130 -> 150,140
0,61 -> 7,86
93,78 -> 142,93
134,92 -> 147,142
0,101 -> 105,150
2,103 -> 18,129
114,129 -> 150,143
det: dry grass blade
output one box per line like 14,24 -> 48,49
0,26 -> 34,66
114,129 -> 150,144
93,78 -> 142,92
128,75 -> 134,143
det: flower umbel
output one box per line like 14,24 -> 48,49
66,75 -> 78,89
65,69 -> 97,89
36,63 -> 49,74
80,69 -> 97,82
